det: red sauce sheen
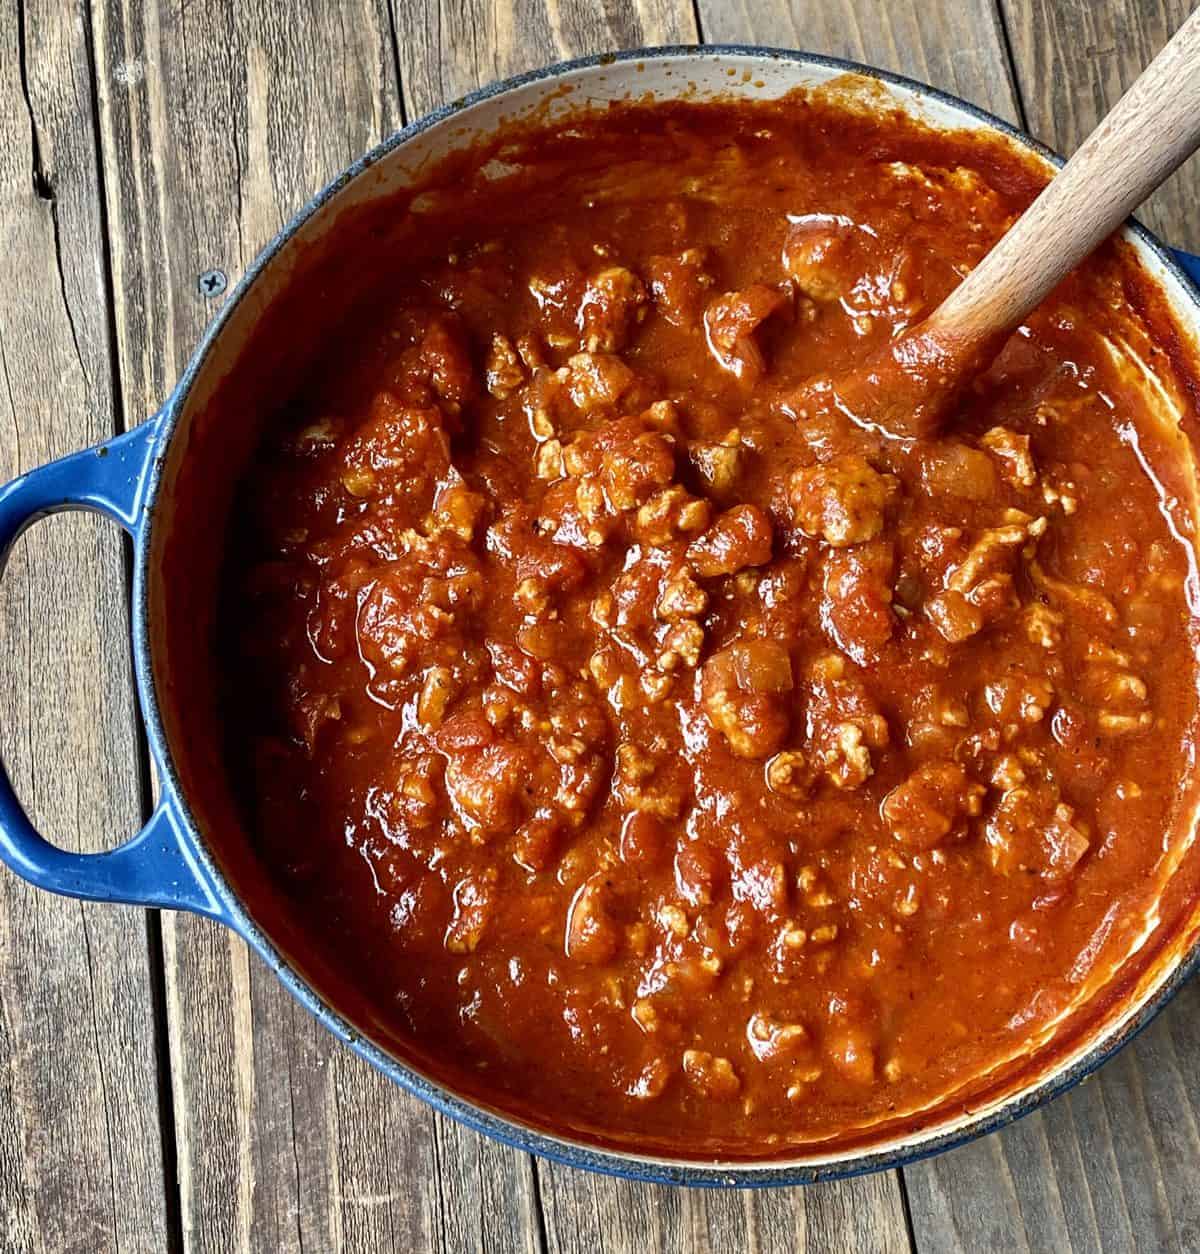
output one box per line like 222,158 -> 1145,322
220,95 -> 1200,1156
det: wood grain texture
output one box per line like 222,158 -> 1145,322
903,5 -> 1200,1249
1001,0 -> 1200,249
695,0 -> 1021,124
906,983 -> 1200,1253
394,0 -> 692,110
92,2 -> 540,1250
0,1 -> 169,1251
537,1169 -> 911,1254
391,2 -> 913,1247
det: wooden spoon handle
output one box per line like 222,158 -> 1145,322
928,4 -> 1200,348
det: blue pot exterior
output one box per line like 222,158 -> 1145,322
3,45 -> 1200,1187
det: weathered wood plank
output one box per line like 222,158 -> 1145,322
395,0 -> 693,110
392,2 -> 915,1247
903,5 -> 1200,1247
0,1 -> 170,1251
696,0 -> 1020,124
1001,0 -> 1200,249
537,1170 -> 912,1254
905,983 -> 1200,1253
91,2 -> 544,1250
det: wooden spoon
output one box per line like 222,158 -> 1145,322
824,4 -> 1200,440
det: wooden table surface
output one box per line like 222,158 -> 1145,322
3,0 -> 1200,1250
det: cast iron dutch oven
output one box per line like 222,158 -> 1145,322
3,48 -> 1200,1186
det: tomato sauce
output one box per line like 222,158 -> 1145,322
218,93 -> 1200,1156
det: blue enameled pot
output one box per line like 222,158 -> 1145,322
3,47 -> 1200,1186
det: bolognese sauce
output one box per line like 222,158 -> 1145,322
221,92 -> 1200,1154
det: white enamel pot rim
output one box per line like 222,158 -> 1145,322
125,46 -> 1200,1187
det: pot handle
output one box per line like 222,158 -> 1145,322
0,419 -> 225,920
